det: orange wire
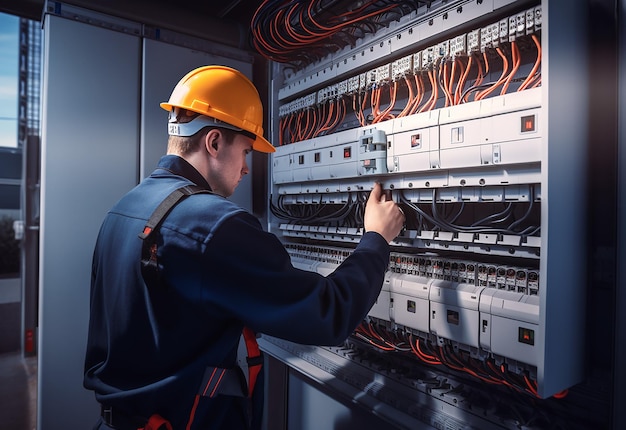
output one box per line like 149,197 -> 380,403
415,337 -> 442,364
309,108 -> 319,140
519,34 -> 542,92
500,41 -> 520,95
440,346 -> 503,386
418,69 -> 439,113
251,0 -> 286,58
294,110 -> 304,141
455,56 -> 472,105
440,61 -> 452,107
300,109 -> 311,141
321,98 -> 345,134
429,68 -> 440,111
398,76 -> 415,117
361,90 -> 368,125
476,47 -> 509,100
523,374 -> 539,397
373,82 -> 397,123
306,0 -> 397,33
314,101 -> 334,137
370,86 -> 381,120
353,92 -> 365,125
278,117 -> 285,146
440,61 -> 449,107
447,60 -> 458,106
352,94 -> 362,124
465,52 -> 488,102
410,73 -> 425,114
284,113 -> 294,145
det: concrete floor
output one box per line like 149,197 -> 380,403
0,352 -> 37,430
0,277 -> 37,430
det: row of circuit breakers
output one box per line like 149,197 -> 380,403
273,86 -> 540,186
287,243 -> 540,374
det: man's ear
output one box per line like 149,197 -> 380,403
205,129 -> 220,155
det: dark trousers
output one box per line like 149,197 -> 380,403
92,417 -> 117,430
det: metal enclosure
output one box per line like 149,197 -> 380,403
261,0 -> 595,427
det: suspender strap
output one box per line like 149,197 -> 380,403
137,184 -> 265,428
197,366 -> 246,398
138,185 -> 212,288
194,329 -> 262,399
139,185 -> 211,241
242,327 -> 263,396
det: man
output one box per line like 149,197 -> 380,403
84,65 -> 404,429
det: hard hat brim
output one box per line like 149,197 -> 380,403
253,135 -> 276,153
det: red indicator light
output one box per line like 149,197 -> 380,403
521,115 -> 536,132
518,327 -> 535,345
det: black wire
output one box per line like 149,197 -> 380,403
400,189 -> 540,237
470,202 -> 514,227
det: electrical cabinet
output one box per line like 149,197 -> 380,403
262,0 -> 593,428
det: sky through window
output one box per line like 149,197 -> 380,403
0,13 -> 19,148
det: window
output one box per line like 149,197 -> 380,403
0,13 -> 18,148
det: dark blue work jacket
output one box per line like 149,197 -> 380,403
84,155 -> 390,429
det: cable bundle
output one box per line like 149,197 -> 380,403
399,188 -> 541,237
251,0 -> 421,67
354,320 -> 569,400
270,192 -> 367,228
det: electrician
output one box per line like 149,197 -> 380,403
84,65 -> 405,430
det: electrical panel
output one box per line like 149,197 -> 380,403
260,0 -> 589,428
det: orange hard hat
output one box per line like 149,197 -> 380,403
160,65 -> 275,153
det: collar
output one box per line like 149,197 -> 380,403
153,155 -> 212,191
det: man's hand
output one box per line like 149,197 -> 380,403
364,183 -> 405,243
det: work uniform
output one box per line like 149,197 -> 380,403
84,154 -> 390,429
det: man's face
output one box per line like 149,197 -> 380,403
208,132 -> 253,197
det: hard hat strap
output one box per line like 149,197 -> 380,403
168,113 -> 248,137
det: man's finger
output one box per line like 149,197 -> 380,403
368,182 -> 382,203
382,188 -> 392,202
